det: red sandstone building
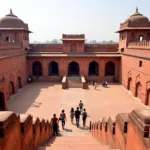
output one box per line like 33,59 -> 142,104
0,8 -> 150,110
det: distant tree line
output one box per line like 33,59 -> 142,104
31,39 -> 118,44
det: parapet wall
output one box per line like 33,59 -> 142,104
128,41 -> 150,49
0,111 -> 53,150
29,43 -> 119,52
91,108 -> 150,150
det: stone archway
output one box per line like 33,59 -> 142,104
49,61 -> 59,76
135,82 -> 142,100
68,61 -> 80,76
105,61 -> 115,76
88,61 -> 99,76
146,89 -> 150,106
9,81 -> 15,97
17,77 -> 22,88
32,61 -> 43,76
127,78 -> 132,91
0,92 -> 5,110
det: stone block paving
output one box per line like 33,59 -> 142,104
7,82 -> 148,135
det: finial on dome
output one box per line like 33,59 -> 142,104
136,7 -> 138,13
10,8 -> 13,14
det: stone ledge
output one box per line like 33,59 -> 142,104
0,111 -> 18,138
129,109 -> 150,147
20,114 -> 32,134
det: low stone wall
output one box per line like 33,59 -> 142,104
91,109 -> 150,150
81,75 -> 86,89
0,111 -> 53,150
62,75 -> 67,89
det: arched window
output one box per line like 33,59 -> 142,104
17,77 -> 22,88
70,43 -> 76,52
32,61 -> 43,76
49,61 -> 59,76
68,61 -> 79,76
9,81 -> 15,97
135,82 -> 142,100
5,36 -> 10,42
139,35 -> 143,41
105,61 -> 115,76
88,61 -> 99,76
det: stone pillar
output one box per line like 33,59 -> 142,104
32,116 -> 40,148
107,116 -> 116,148
59,60 -> 68,76
20,114 -> 33,150
39,118 -> 46,145
42,60 -> 48,77
100,59 -> 105,79
115,113 -> 128,150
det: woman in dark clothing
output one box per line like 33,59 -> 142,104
70,108 -> 75,124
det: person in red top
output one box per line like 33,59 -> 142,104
51,114 -> 59,135
59,110 -> 66,130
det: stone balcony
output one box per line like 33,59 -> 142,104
0,41 -> 22,49
128,41 -> 150,49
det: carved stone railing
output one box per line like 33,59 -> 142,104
0,41 -> 22,49
85,44 -> 118,48
128,41 -> 150,49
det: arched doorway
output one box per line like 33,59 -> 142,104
0,92 -> 5,110
32,61 -> 42,76
146,89 -> 150,106
135,82 -> 142,100
9,81 -> 15,97
49,61 -> 59,76
105,61 -> 115,76
127,78 -> 132,91
89,61 -> 99,76
68,61 -> 79,76
17,77 -> 22,88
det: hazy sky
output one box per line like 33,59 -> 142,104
1,0 -> 150,42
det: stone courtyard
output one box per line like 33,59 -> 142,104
7,82 -> 147,134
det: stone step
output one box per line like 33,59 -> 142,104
38,145 -> 110,150
67,76 -> 81,88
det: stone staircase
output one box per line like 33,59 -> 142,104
67,76 -> 81,88
38,134 -> 112,150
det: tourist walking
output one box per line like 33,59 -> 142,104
75,107 -> 81,127
82,109 -> 87,127
92,80 -> 95,86
51,114 -> 59,136
94,82 -> 97,90
105,81 -> 108,87
79,100 -> 83,112
70,108 -> 75,124
59,110 -> 66,130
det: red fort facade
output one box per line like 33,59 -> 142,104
0,8 -> 150,110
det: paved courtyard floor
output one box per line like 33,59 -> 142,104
7,82 -> 148,135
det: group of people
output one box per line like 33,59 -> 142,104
92,80 -> 108,89
50,100 -> 88,136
